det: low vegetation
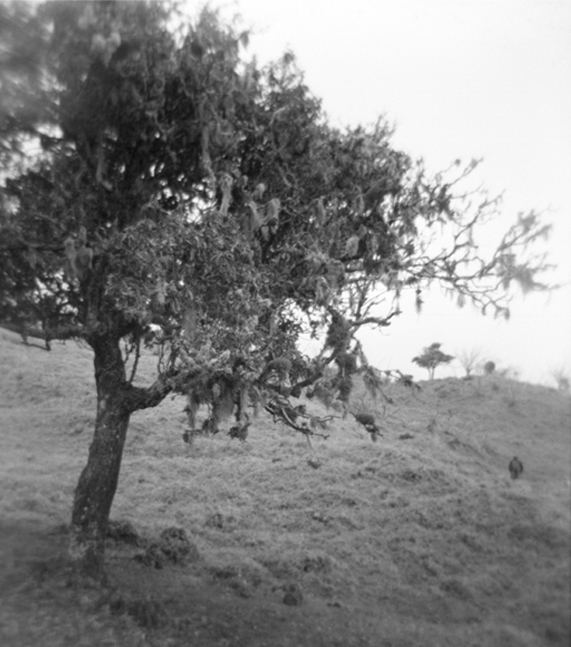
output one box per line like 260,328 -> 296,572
1,328 -> 569,647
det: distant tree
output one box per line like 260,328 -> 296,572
0,1 -> 554,580
550,368 -> 570,393
412,343 -> 454,380
483,361 -> 496,375
457,347 -> 482,377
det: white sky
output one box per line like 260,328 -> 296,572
194,0 -> 571,385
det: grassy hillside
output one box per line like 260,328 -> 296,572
0,326 -> 569,647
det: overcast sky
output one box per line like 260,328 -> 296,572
196,0 -> 571,384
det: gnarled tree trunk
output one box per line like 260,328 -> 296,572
69,333 -> 132,580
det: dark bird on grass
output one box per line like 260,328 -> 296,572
509,456 -> 523,479
228,422 -> 250,442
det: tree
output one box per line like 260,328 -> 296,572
0,1 -> 553,579
457,347 -> 482,377
484,361 -> 496,375
412,343 -> 455,380
550,367 -> 570,393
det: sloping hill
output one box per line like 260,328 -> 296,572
0,327 -> 569,647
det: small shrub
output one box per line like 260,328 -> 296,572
483,360 -> 496,375
134,526 -> 199,568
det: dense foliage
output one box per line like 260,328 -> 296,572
0,1 -> 552,577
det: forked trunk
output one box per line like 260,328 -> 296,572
69,334 -> 131,580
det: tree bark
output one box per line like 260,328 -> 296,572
69,333 -> 131,580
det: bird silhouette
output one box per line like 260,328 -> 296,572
509,456 -> 523,479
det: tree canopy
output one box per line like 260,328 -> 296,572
0,0 -> 553,578
412,342 -> 455,380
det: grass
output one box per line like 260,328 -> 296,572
0,326 -> 569,647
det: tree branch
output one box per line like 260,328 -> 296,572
124,373 -> 174,413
